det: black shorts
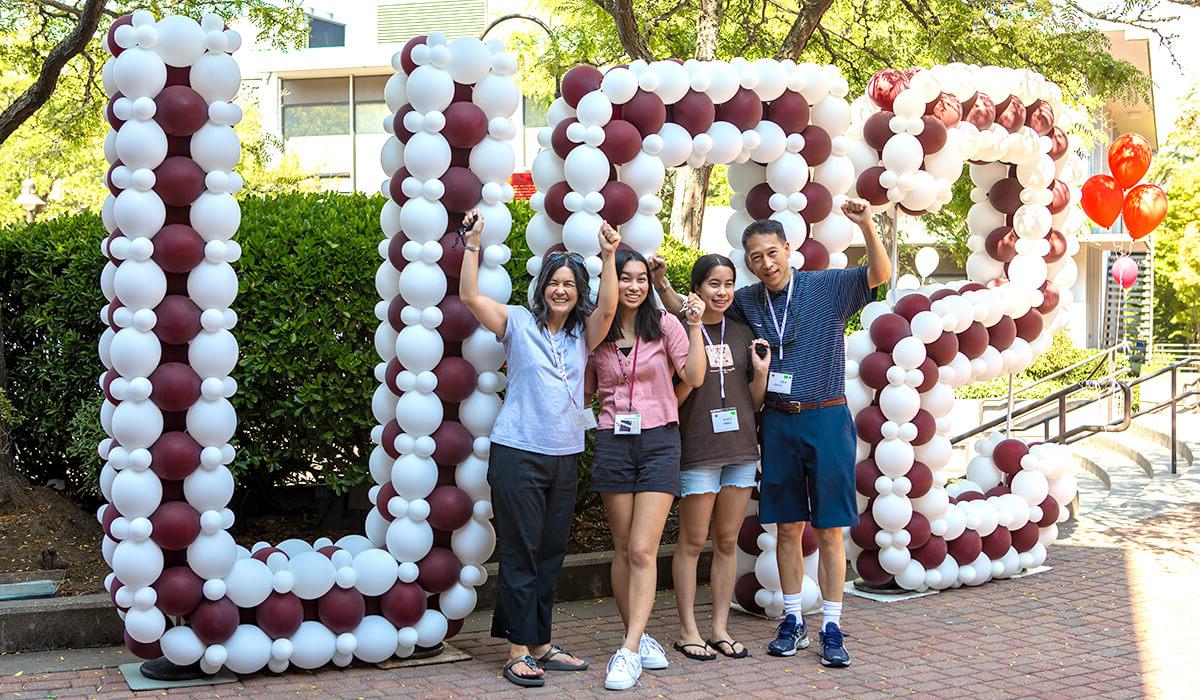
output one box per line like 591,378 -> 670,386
591,425 -> 681,496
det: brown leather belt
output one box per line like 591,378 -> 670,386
764,396 -> 847,414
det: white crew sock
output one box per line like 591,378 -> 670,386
822,601 -> 842,631
782,592 -> 804,620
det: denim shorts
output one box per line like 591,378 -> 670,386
679,461 -> 758,498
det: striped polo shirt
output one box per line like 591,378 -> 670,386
729,266 -> 874,404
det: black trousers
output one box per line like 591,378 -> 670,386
488,443 -> 579,646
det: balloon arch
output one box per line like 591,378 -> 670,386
96,11 -> 1080,674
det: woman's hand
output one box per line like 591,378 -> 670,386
463,208 -> 484,247
750,338 -> 771,374
599,221 -> 621,258
684,292 -> 705,325
648,254 -> 668,289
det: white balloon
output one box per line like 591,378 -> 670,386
161,626 -> 205,666
114,48 -> 167,99
352,616 -> 398,663
619,151 -> 666,194
563,145 -> 610,194
289,621 -> 337,670
447,37 -> 492,84
473,74 -> 520,118
765,152 -> 809,194
190,53 -> 240,102
188,530 -> 237,579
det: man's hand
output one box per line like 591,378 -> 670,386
599,221 -> 621,258
648,254 -> 669,290
841,198 -> 872,227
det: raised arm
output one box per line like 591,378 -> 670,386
585,222 -> 621,351
843,198 -> 891,289
748,338 -> 771,409
649,254 -> 686,316
680,293 -> 707,388
458,209 -> 508,337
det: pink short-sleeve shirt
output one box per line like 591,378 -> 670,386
588,312 -> 691,431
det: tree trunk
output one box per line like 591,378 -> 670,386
668,0 -> 721,249
0,303 -> 32,510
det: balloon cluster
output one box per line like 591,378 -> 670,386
526,59 -> 858,287
732,514 -> 823,618
1081,133 -> 1167,240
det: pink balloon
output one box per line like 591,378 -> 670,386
867,69 -> 909,111
1111,255 -> 1138,289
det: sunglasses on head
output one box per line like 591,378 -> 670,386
545,251 -> 586,265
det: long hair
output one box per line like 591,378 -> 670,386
529,253 -> 594,337
690,253 -> 737,293
605,248 -> 664,343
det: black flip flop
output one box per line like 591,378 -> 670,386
673,641 -> 717,661
537,645 -> 589,671
503,655 -> 545,687
708,638 -> 749,658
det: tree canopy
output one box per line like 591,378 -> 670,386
1150,89 -> 1200,344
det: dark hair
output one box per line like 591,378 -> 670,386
606,248 -> 663,343
529,254 -> 594,337
690,254 -> 736,292
741,219 -> 787,249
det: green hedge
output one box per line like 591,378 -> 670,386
1,193 -> 706,500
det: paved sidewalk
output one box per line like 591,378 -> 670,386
4,502 -> 1199,699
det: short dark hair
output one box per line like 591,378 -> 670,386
529,254 -> 594,337
690,254 -> 736,292
605,248 -> 664,343
741,219 -> 787,249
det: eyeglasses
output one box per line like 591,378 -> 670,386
545,251 -> 586,265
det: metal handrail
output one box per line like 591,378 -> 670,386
951,379 -> 1132,445
981,340 -> 1131,412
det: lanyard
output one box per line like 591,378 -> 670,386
764,274 -> 794,361
700,318 -> 726,407
613,338 -> 640,413
544,328 -> 581,409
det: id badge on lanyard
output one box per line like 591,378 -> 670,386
702,320 -> 739,434
546,329 -> 597,431
613,340 -> 641,436
765,276 -> 795,396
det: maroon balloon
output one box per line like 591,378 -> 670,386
1037,496 -> 1060,527
165,135 -> 192,159
381,581 -> 427,627
191,597 -> 238,644
745,182 -> 775,220
437,296 -> 478,342
855,459 -> 883,498
957,490 -> 985,503
906,512 -> 932,550
151,224 -> 205,273
798,239 -> 829,271
250,547 -> 284,564
981,528 -> 1013,560
1048,126 -> 1069,160
910,409 -> 936,446
438,229 -> 465,279
856,166 -> 889,207
736,515 -> 763,556
1013,310 -> 1044,343
449,147 -> 470,169
912,534 -> 947,569
124,630 -> 163,660
106,14 -> 133,56
992,439 -> 1029,476
374,482 -> 398,522
153,295 -> 202,345
561,65 -> 603,108
257,592 -> 304,639
551,118 -> 580,160
733,572 -> 766,615
101,503 -> 123,539
381,420 -> 402,459
431,420 -> 473,467
671,90 -> 715,137
1038,281 -> 1060,314
863,111 -> 895,152
432,357 -> 476,403
149,501 -> 201,550
947,529 -> 982,564
621,90 -> 666,138
105,161 -> 125,197
302,598 -> 320,622
106,94 -> 126,131
149,362 -> 201,413
451,81 -> 472,103
799,125 -> 831,166
801,523 -> 818,557
906,460 -> 933,498
392,105 -> 415,144
929,288 -> 958,302
984,226 -> 1019,263
165,65 -> 191,88
417,548 -> 461,593
154,156 -> 206,208
957,321 -> 989,359
1011,521 -> 1040,553
799,181 -> 832,224
915,357 -> 938,394
869,313 -> 911,353
987,315 -> 1016,352
543,181 -> 572,225
384,358 -> 403,395
987,178 -> 1023,215
440,167 -> 482,214
387,296 -> 407,333
859,352 -> 893,391
867,69 -> 909,111
924,92 -> 962,128
600,119 -> 642,165
994,97 -> 1027,134
1048,179 -> 1070,215
426,485 -> 474,532
766,90 -> 809,134
154,86 -> 208,137
388,167 -> 412,207
318,586 -> 366,634
599,181 -> 638,225
399,35 -> 427,75
893,293 -> 932,321
854,406 -> 886,444
154,566 -> 204,616
961,92 -> 996,130
443,102 -> 488,149
916,116 -> 947,154
1024,99 -> 1055,136
715,88 -> 763,130
855,550 -> 894,587
162,410 -> 188,431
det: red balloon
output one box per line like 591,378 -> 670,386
431,420 -> 473,466
916,116 -> 947,154
957,321 -> 989,360
154,566 -> 204,616
855,550 -> 894,587
981,528 -> 1012,560
1048,127 -> 1069,160
1081,174 -> 1124,228
392,105 -> 415,144
257,592 -> 304,638
1024,99 -> 1055,136
858,352 -> 893,391
1122,183 -> 1167,240
798,238 -> 829,271
906,461 -> 933,498
151,224 -> 205,273
433,357 -> 476,403
1011,521 -> 1039,553
124,630 -> 163,660
910,409 -> 936,445
150,501 -> 201,550
154,86 -> 208,137
867,69 -> 909,111
599,181 -> 638,225
715,88 -> 763,130
893,293 -> 931,321
850,515 -> 881,550
600,119 -> 642,164
856,166 -> 889,206
426,485 -> 474,532
854,406 -> 886,444
440,167 -> 482,214
154,157 -> 206,208
987,177 -> 1023,215
863,111 -> 894,152
992,438 -> 1029,476
855,459 -> 883,498
106,14 -> 133,56
987,315 -> 1016,351
799,125 -> 831,166
1048,179 -> 1070,215
868,313 -> 911,353
906,512 -> 932,550
1013,310 -> 1043,342
399,35 -> 427,74
984,226 -> 1018,263
318,586 -> 366,634
443,102 -> 488,149
1109,132 -> 1153,189
912,534 -> 947,569
765,90 -> 809,134
799,182 -> 832,224
924,93 -> 962,128
961,93 -> 995,131
562,65 -> 603,108
149,362 -> 201,413
154,295 -> 202,345
671,90 -> 715,137
191,597 -> 238,644
544,180 -> 572,225
733,572 -> 766,615
947,529 -> 982,564
745,182 -> 775,220
621,90 -> 666,137
438,296 -> 478,342
381,581 -> 427,627
994,97 -> 1026,134
551,118 -> 580,160
736,515 -> 763,556
417,548 -> 461,593
1037,496 -> 1060,527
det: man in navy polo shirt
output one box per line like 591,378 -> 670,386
653,198 -> 889,668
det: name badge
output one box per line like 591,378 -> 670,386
767,371 -> 793,394
571,408 -> 598,431
710,408 -> 739,433
613,413 -> 642,436
704,343 -> 733,369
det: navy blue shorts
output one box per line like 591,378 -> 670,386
759,404 -> 858,529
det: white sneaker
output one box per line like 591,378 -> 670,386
638,633 -> 669,670
604,647 -> 642,691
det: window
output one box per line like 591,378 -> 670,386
281,77 -> 349,138
353,75 -> 390,135
308,16 -> 345,48
523,94 -> 552,128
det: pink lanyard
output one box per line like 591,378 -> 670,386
612,339 -> 640,413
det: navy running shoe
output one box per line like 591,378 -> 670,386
818,623 -> 851,667
766,614 -> 809,656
